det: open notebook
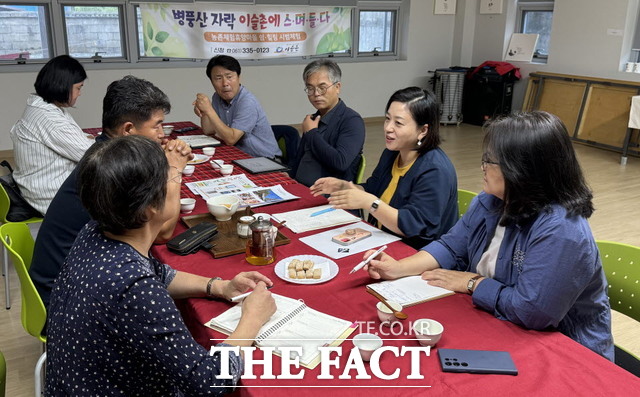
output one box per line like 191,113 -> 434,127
205,294 -> 356,369
366,276 -> 454,307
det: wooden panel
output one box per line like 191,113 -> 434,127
521,76 -> 539,111
535,79 -> 586,135
182,210 -> 290,258
577,84 -> 637,147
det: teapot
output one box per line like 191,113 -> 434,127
245,216 -> 277,265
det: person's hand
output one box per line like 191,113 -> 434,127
365,251 -> 403,280
302,114 -> 320,133
310,177 -> 347,196
163,138 -> 193,169
240,281 -> 276,326
193,93 -> 214,118
421,269 -> 481,294
328,185 -> 376,210
222,271 -> 273,301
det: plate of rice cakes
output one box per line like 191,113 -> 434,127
274,255 -> 339,284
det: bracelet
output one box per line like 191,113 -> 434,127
206,277 -> 222,297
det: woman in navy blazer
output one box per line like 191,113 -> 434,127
310,87 -> 458,249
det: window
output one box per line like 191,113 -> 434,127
62,5 -> 124,59
0,4 -> 51,61
358,10 -> 396,55
516,1 -> 554,63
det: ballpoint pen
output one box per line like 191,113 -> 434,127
349,245 -> 388,274
230,285 -> 274,302
310,207 -> 336,217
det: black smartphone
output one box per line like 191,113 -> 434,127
437,349 -> 518,375
174,126 -> 198,133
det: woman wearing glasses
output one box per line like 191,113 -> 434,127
46,135 -> 276,395
311,87 -> 458,249
10,55 -> 94,215
364,111 -> 614,360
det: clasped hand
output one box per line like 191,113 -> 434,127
192,93 -> 215,118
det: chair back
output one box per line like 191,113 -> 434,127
596,240 -> 640,322
355,155 -> 366,184
0,223 -> 46,342
271,125 -> 300,168
0,183 -> 10,224
457,189 -> 478,219
0,349 -> 5,397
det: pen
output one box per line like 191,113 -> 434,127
310,207 -> 336,217
349,245 -> 388,275
230,285 -> 274,302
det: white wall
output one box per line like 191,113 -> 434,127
0,0 -> 456,151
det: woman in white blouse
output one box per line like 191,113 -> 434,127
10,55 -> 94,215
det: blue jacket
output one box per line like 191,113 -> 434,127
362,148 -> 458,249
425,192 -> 614,360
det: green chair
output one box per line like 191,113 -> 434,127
355,155 -> 366,184
0,223 -> 47,395
596,240 -> 640,376
0,183 -> 43,309
457,189 -> 478,219
0,349 -> 5,397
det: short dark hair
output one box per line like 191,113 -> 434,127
385,87 -> 440,154
34,55 -> 87,105
206,55 -> 241,79
77,135 -> 168,235
483,111 -> 594,226
101,75 -> 171,136
303,59 -> 342,84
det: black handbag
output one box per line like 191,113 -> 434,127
166,222 -> 218,255
0,160 -> 43,222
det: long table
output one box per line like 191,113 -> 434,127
150,125 -> 640,395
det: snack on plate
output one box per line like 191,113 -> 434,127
287,258 -> 322,279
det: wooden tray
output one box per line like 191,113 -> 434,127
181,209 -> 290,258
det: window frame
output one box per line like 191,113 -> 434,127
515,1 -> 554,63
1,0 -> 407,71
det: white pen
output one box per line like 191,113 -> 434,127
349,245 -> 388,274
229,285 -> 274,303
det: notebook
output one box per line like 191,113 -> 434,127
366,276 -> 454,307
205,294 -> 356,369
179,134 -> 221,148
233,157 -> 289,174
272,205 -> 361,233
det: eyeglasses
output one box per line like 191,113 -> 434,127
481,154 -> 500,169
168,166 -> 182,184
304,82 -> 337,96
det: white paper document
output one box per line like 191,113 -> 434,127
299,221 -> 402,259
179,134 -> 221,148
185,175 -> 299,208
366,276 -> 454,307
271,205 -> 360,233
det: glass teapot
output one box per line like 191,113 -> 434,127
245,216 -> 277,266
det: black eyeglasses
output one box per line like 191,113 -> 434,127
304,82 -> 337,96
481,154 -> 500,169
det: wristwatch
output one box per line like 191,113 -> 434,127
466,275 -> 482,294
370,199 -> 381,213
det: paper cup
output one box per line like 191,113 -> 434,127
353,333 -> 383,361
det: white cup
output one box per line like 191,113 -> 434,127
182,165 -> 195,176
210,159 -> 224,169
376,301 -> 403,327
202,147 -> 216,156
412,318 -> 444,347
180,198 -> 196,213
162,125 -> 174,135
352,333 -> 383,361
220,164 -> 234,176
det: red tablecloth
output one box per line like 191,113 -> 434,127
150,137 -> 640,396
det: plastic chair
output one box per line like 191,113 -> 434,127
0,183 -> 43,310
596,240 -> 640,376
271,125 -> 300,168
0,223 -> 47,396
457,189 -> 478,219
0,349 -> 5,397
355,155 -> 366,184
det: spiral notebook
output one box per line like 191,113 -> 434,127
205,294 -> 356,369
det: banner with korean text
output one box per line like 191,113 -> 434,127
139,4 -> 352,59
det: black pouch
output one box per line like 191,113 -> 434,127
167,222 -> 218,255
0,160 -> 43,222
